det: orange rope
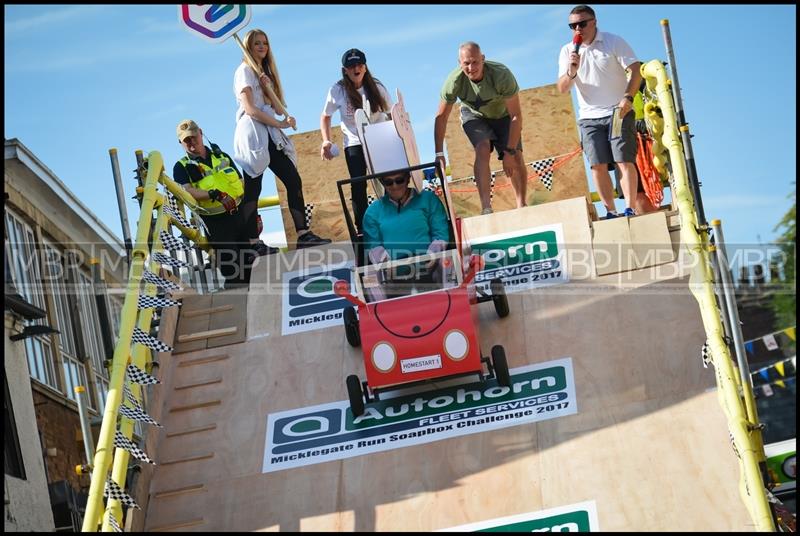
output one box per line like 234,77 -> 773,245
636,132 -> 664,207
450,146 -> 582,193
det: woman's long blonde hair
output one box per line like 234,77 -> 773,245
242,29 -> 286,109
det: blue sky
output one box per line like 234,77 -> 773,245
4,4 -> 796,255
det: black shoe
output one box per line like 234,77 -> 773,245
253,241 -> 279,256
296,230 -> 331,249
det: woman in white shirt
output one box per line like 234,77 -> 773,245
233,28 -> 330,250
320,48 -> 393,235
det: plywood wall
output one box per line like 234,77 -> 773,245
444,83 -> 589,218
274,83 -> 590,247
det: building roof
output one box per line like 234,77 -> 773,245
4,138 -> 124,254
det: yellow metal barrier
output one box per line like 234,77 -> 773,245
641,59 -> 774,531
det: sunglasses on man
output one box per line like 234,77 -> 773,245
568,19 -> 594,30
381,176 -> 410,187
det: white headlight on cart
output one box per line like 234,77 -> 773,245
371,342 -> 396,372
444,330 -> 468,361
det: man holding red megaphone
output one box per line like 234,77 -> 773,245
556,5 -> 642,220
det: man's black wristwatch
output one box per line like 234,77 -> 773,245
623,94 -> 634,103
504,147 -> 517,156
207,189 -> 220,201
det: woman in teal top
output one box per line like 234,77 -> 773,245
362,170 -> 450,264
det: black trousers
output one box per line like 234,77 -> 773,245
201,211 -> 252,287
344,145 -> 369,233
241,137 -> 308,241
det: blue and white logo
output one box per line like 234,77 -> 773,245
282,261 -> 355,335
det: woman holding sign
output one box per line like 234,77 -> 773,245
233,28 -> 330,249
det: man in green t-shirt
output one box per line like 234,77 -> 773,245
434,42 -> 528,215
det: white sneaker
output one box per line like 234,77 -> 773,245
481,207 -> 493,215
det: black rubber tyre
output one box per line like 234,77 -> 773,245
343,306 -> 361,347
491,278 -> 510,318
491,345 -> 511,387
346,374 -> 365,417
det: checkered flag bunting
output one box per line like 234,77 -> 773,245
166,191 -> 180,212
163,205 -> 198,230
701,340 -> 711,369
141,269 -> 182,291
531,157 -> 556,191
131,327 -> 173,353
107,512 -> 123,532
127,363 -> 161,385
114,430 -> 155,465
105,478 -> 141,510
367,194 -> 377,205
137,295 -> 180,310
159,230 -> 192,251
118,403 -> 162,427
123,384 -> 144,412
304,203 -> 314,229
152,251 -> 190,269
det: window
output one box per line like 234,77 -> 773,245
4,376 -> 27,479
5,209 -> 58,389
77,271 -> 109,411
42,242 -> 88,403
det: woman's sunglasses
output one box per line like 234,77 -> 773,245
568,19 -> 594,30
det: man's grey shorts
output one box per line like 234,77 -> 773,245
578,112 -> 637,166
462,114 -> 523,161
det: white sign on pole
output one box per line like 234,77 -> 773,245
178,5 -> 251,43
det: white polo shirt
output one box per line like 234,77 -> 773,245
322,81 -> 393,148
558,31 -> 639,120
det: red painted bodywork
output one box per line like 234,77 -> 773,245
357,285 -> 483,390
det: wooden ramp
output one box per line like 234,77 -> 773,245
142,203 -> 753,531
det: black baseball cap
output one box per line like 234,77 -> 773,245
342,48 -> 366,67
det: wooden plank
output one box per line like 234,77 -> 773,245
168,400 -> 222,413
174,378 -> 222,391
178,354 -> 229,367
207,292 -> 248,348
177,326 -> 237,343
629,211 -> 675,269
166,424 -> 217,438
173,294 -> 212,353
181,304 -> 234,318
159,453 -> 214,466
153,484 -> 206,499
149,518 -> 205,531
592,216 -> 634,275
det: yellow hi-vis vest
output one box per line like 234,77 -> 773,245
178,149 -> 244,215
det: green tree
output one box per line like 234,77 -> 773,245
771,185 -> 796,328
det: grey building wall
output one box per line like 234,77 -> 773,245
4,315 -> 56,532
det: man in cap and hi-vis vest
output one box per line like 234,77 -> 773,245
173,119 -> 276,288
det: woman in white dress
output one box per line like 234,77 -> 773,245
233,28 -> 330,250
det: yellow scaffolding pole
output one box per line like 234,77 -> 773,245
81,151 -> 167,531
640,59 -> 774,531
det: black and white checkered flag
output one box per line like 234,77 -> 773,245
166,191 -> 180,212
531,157 -> 556,191
304,203 -> 314,229
701,341 -> 711,369
141,269 -> 182,292
131,327 -> 173,353
118,403 -> 162,427
137,295 -> 180,310
367,194 -> 377,205
490,174 -> 496,200
152,251 -> 190,269
114,430 -> 155,465
107,512 -> 123,532
127,363 -> 161,385
123,384 -> 144,413
163,205 -> 197,230
159,230 -> 192,252
105,478 -> 141,510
